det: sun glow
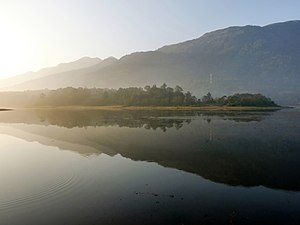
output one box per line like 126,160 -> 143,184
0,16 -> 37,79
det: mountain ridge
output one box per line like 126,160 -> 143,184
0,57 -> 102,89
1,20 -> 300,104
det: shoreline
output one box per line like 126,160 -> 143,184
14,105 -> 284,111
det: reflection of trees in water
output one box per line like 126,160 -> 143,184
35,109 -> 273,129
201,111 -> 276,122
201,111 -> 273,143
143,118 -> 191,132
0,109 -> 274,130
1,108 -> 300,191
34,110 -> 194,131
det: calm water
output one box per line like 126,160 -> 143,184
0,108 -> 300,225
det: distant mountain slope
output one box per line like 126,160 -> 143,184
2,20 -> 300,104
0,57 -> 102,88
8,57 -> 117,90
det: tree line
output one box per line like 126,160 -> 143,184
0,84 -> 278,107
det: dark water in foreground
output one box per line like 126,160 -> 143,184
0,108 -> 300,225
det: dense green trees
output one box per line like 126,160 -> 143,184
0,84 -> 278,107
214,93 -> 277,107
34,84 -> 199,106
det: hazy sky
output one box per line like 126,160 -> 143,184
0,0 -> 299,78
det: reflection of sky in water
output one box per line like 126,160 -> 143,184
0,109 -> 300,225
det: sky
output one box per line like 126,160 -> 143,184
0,0 -> 299,79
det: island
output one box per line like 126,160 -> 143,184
0,84 -> 281,110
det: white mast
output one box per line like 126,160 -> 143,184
209,73 -> 213,84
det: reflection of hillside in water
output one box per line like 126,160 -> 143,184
1,109 -> 300,191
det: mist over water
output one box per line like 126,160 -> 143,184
0,108 -> 300,225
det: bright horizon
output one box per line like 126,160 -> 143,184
0,0 -> 300,79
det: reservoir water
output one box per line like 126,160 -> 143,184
0,108 -> 300,225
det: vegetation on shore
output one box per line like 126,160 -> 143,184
0,84 -> 278,108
